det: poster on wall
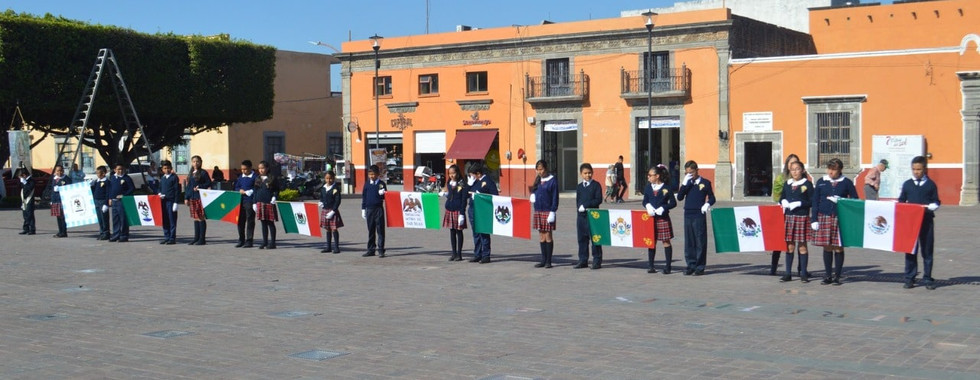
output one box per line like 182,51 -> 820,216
8,130 -> 32,171
871,135 -> 924,199
369,148 -> 388,181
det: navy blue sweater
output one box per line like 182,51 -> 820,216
253,175 -> 279,203
677,177 -> 715,216
21,176 -> 36,201
810,176 -> 858,221
320,183 -> 343,210
108,174 -> 135,200
576,179 -> 603,211
48,175 -> 71,203
532,176 -> 559,212
467,175 -> 499,208
184,169 -> 211,200
779,179 -> 813,216
91,177 -> 109,201
362,179 -> 388,210
158,174 -> 180,201
234,171 -> 258,202
642,183 -> 677,217
898,176 -> 940,218
445,180 -> 468,212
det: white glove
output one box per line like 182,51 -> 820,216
547,211 -> 556,223
645,203 -> 655,216
826,195 -> 840,203
326,211 -> 335,219
927,203 -> 939,211
19,177 -> 27,184
252,204 -> 258,212
438,191 -> 448,197
529,194 -> 536,203
158,193 -> 165,199
655,207 -> 664,216
172,203 -> 178,212
361,210 -> 367,219
683,173 -> 693,185
378,189 -> 386,196
788,201 -> 802,210
449,180 -> 457,187
780,199 -> 790,209
467,176 -> 476,186
244,189 -> 254,197
578,205 -> 585,213
271,197 -> 277,205
700,203 -> 710,214
101,205 -> 108,213
458,215 -> 465,225
318,202 -> 324,208
811,222 -> 819,231
53,186 -> 60,192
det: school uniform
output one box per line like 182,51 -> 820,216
19,176 -> 36,235
442,180 -> 468,261
48,175 -> 72,237
362,178 -> 388,257
643,182 -> 677,273
319,182 -> 344,253
677,176 -> 715,275
467,175 -> 498,263
234,171 -> 258,247
898,176 -> 940,289
91,177 -> 110,239
810,175 -> 858,285
532,175 -> 559,268
184,168 -> 212,245
158,173 -> 180,244
779,178 -> 813,281
576,179 -> 604,269
108,173 -> 135,242
254,174 -> 279,249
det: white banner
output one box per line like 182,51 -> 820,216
60,182 -> 99,228
871,135 -> 924,199
8,130 -> 32,170
638,117 -> 681,129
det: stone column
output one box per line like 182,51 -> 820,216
959,71 -> 980,206
715,46 -> 733,199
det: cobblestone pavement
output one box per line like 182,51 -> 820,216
1,197 -> 979,379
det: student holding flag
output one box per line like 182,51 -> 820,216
898,156 -> 940,290
643,164 -> 677,274
108,163 -> 135,242
234,160 -> 258,248
158,160 -> 179,245
319,171 -> 344,254
48,164 -> 71,238
677,160 -> 715,276
440,165 -> 467,261
91,166 -> 110,240
184,155 -> 212,245
779,160 -> 813,283
254,161 -> 279,250
770,154 -> 802,275
575,163 -> 604,269
361,164 -> 387,257
811,158 -> 858,286
467,162 -> 497,264
530,160 -> 559,269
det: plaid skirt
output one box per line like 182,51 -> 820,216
784,214 -> 809,242
256,202 -> 278,221
533,210 -> 556,231
654,215 -> 674,241
442,210 -> 467,230
187,199 -> 205,219
50,202 -> 63,217
810,214 -> 840,247
320,208 -> 344,230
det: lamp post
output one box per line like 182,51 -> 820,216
370,34 -> 383,150
642,12 -> 655,176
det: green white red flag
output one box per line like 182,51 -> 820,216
199,189 -> 241,224
472,194 -> 531,239
837,199 -> 925,253
277,202 -> 322,237
587,209 -> 656,248
384,191 -> 441,229
711,205 -> 786,253
123,195 -> 163,227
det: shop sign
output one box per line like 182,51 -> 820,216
391,113 -> 413,131
463,111 -> 492,127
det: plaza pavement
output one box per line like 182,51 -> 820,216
1,196 -> 979,379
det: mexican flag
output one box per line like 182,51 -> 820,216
711,205 -> 785,253
472,193 -> 531,239
837,199 -> 925,253
385,191 -> 441,229
200,189 -> 241,224
277,202 -> 322,237
587,209 -> 656,248
123,195 -> 163,227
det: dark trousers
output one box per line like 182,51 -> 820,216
237,200 -> 255,243
260,220 -> 276,245
111,200 -> 129,240
365,207 -> 386,253
577,213 -> 602,264
616,179 -> 627,201
95,200 -> 109,237
684,213 -> 708,271
468,207 -> 490,258
22,203 -> 35,233
162,200 -> 177,241
905,216 -> 935,281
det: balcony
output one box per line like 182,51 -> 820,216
525,70 -> 589,105
620,65 -> 691,103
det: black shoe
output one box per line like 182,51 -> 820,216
544,263 -> 552,268
480,257 -> 491,264
259,245 -> 266,250
780,275 -> 792,282
268,244 -> 276,250
54,234 -> 66,238
27,232 -> 35,235
800,274 -> 810,283
159,240 -> 168,245
449,255 -> 457,262
574,262 -> 589,269
903,281 -> 914,289
243,243 -> 253,248
235,242 -> 245,248
821,277 -> 833,285
647,268 -> 657,274
684,269 -> 694,276
663,268 -> 671,274
188,240 -> 198,245
534,263 -> 545,268
109,238 -> 119,242
333,249 -> 341,254
925,282 -> 937,290
591,263 -> 601,270
694,270 -> 704,276
363,252 -> 376,257
118,239 -> 128,242
166,240 -> 176,245
469,257 -> 481,262
832,276 -> 842,286
195,240 -> 206,245
18,231 -> 28,235
378,252 -> 386,258
321,248 -> 331,253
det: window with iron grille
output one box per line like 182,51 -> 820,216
816,111 -> 851,168
375,76 -> 392,96
466,71 -> 488,93
419,74 -> 438,95
327,133 -> 343,158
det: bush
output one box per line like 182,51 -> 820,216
278,189 -> 299,202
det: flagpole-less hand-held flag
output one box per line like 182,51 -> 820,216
472,193 -> 531,239
277,202 -> 322,237
711,205 -> 785,253
837,199 -> 925,253
587,209 -> 656,248
60,182 -> 99,228
385,191 -> 441,229
199,189 -> 241,224
123,195 -> 163,227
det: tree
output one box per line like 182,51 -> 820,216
0,11 -> 275,168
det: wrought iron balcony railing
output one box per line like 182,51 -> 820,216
620,65 -> 690,99
525,70 -> 589,103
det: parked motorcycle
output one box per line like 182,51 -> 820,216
413,166 -> 442,193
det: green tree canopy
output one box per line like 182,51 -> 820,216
0,11 -> 275,167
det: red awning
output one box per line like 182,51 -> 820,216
445,130 -> 498,160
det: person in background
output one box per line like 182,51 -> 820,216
614,155 -> 627,203
68,163 -> 85,184
604,164 -> 617,203
211,165 -> 225,185
863,159 -> 888,200
145,161 -> 160,193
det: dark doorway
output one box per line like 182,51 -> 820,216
542,128 -> 578,192
744,141 -> 773,196
635,119 -> 680,194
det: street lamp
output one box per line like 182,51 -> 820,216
642,11 -> 655,177
370,34 -> 383,150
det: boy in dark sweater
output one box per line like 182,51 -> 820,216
234,160 -> 257,248
158,160 -> 180,245
898,156 -> 940,290
676,160 -> 716,275
576,163 -> 604,269
91,166 -> 110,240
361,165 -> 388,257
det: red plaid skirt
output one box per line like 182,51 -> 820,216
187,199 -> 205,219
256,202 -> 278,221
784,214 -> 809,242
319,208 -> 344,230
442,210 -> 467,230
50,202 -> 63,217
810,214 -> 840,247
533,210 -> 556,231
654,215 -> 674,241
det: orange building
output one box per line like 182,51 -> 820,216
729,0 -> 980,205
340,9 -> 813,198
